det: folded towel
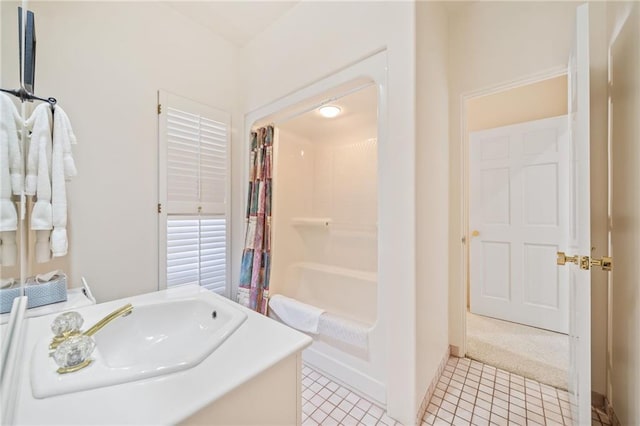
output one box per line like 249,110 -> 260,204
318,312 -> 370,351
268,294 -> 325,334
33,269 -> 63,283
50,105 -> 77,257
0,277 -> 17,289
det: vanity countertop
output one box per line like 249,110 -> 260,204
9,285 -> 312,425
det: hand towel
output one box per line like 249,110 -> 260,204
0,93 -> 23,195
268,294 -> 325,334
0,94 -> 20,266
51,105 -> 77,257
25,103 -> 53,233
25,103 -> 52,198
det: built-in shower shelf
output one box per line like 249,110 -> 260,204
291,218 -> 377,237
291,217 -> 332,227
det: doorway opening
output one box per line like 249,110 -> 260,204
463,73 -> 570,389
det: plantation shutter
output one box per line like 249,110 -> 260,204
158,91 -> 230,295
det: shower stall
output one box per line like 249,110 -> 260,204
268,85 -> 386,404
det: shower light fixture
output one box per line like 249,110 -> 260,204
318,105 -> 341,118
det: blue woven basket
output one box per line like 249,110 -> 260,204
0,286 -> 22,314
0,276 -> 68,313
25,275 -> 68,309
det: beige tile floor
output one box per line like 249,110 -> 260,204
302,358 -> 612,426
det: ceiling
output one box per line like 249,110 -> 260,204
166,1 -> 299,47
167,1 -> 473,47
279,85 -> 378,145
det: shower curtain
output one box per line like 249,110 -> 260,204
237,125 -> 273,314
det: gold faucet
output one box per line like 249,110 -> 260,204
49,304 -> 133,351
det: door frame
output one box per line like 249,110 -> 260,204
458,66 -> 568,357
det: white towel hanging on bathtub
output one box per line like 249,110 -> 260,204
268,294 -> 325,334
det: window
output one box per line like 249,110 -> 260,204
158,91 -> 230,296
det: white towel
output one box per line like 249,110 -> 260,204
0,94 -> 21,266
318,313 -> 370,351
50,105 -> 77,257
25,103 -> 53,232
34,269 -> 63,283
0,277 -> 17,289
268,294 -> 325,334
0,93 -> 23,195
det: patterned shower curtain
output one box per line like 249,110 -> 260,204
237,125 -> 273,314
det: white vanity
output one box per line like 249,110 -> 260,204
2,285 -> 312,425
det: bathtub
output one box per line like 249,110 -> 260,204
271,262 -> 386,405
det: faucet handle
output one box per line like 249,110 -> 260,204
51,311 -> 84,337
53,334 -> 96,374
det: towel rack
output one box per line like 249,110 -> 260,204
0,87 -> 57,107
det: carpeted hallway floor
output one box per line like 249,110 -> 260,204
466,311 -> 569,389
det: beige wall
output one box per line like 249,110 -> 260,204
448,1 -> 610,395
8,2 -> 240,302
467,75 -> 568,132
608,2 -> 640,424
416,1 -> 450,410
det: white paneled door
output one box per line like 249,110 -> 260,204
469,115 -> 570,333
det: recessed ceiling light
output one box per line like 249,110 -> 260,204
318,105 -> 341,118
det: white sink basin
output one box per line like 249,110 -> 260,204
31,291 -> 247,398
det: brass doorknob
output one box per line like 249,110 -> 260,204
591,256 -> 613,271
472,230 -> 480,237
557,251 -> 579,266
558,251 -> 613,271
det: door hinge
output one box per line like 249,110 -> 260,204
157,203 -> 162,214
157,104 -> 162,115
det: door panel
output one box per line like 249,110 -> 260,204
470,115 -> 569,333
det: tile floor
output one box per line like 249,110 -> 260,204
301,364 -> 399,426
303,358 -> 612,426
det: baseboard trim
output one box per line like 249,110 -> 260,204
416,346 -> 451,424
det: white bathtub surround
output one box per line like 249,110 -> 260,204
6,285 -> 311,424
269,294 -> 325,333
270,89 -> 384,405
